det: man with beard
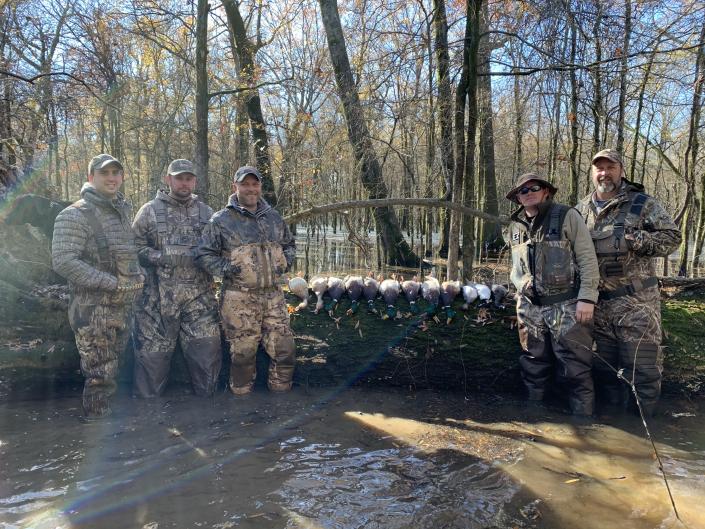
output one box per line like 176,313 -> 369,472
132,159 -> 222,398
576,149 -> 681,415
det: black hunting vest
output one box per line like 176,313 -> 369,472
510,203 -> 579,306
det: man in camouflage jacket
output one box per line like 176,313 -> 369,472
576,149 -> 681,415
195,166 -> 296,395
131,159 -> 222,398
52,154 -> 143,419
506,173 -> 600,416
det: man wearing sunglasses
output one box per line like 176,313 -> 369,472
506,173 -> 599,416
576,149 -> 681,416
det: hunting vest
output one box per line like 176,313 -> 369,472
510,203 -> 578,306
589,191 -> 658,300
153,198 -> 211,283
74,200 -> 142,282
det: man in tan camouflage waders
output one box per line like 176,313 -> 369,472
195,166 -> 296,395
131,159 -> 222,398
576,149 -> 681,416
506,173 -> 600,416
52,154 -> 144,420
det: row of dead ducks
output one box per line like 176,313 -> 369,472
287,273 -> 509,319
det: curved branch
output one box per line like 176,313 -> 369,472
284,198 -> 509,226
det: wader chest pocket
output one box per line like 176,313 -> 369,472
538,243 -> 574,290
602,261 -> 625,277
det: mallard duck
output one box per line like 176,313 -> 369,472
379,274 -> 401,318
401,275 -> 421,314
344,275 -> 364,315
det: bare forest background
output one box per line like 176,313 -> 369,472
1,0 -> 705,278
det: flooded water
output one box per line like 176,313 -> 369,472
1,387 -> 704,529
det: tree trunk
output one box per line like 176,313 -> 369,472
568,13 -> 580,205
477,3 -> 502,256
194,0 -> 210,202
318,0 -> 418,267
222,0 -> 277,205
591,1 -> 604,154
629,40 -> 660,180
449,0 -> 482,280
434,0 -> 454,259
688,22 -> 705,270
616,0 -> 631,154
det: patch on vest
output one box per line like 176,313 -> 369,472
512,232 -> 520,242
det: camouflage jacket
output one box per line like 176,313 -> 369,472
195,195 -> 295,291
132,190 -> 213,284
575,180 -> 681,292
52,183 -> 141,292
507,200 -> 599,304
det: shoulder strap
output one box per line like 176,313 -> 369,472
544,203 -> 570,241
197,200 -> 211,225
154,199 -> 168,245
613,192 -> 648,247
75,202 -> 111,265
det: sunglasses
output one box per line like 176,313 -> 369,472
518,184 -> 544,195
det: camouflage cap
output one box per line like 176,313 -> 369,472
592,148 -> 622,166
88,154 -> 123,174
505,172 -> 558,203
167,159 -> 196,176
234,165 -> 263,183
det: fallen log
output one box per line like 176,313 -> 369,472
1,211 -> 703,401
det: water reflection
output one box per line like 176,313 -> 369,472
0,388 -> 703,529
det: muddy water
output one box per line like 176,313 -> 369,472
1,387 -> 704,529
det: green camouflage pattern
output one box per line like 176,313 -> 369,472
68,290 -> 136,417
52,183 -> 142,417
516,296 -> 594,415
576,182 -> 681,292
220,289 -> 296,394
577,181 -> 678,413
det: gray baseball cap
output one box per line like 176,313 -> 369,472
167,159 -> 196,176
234,165 -> 263,183
88,154 -> 123,174
592,148 -> 622,166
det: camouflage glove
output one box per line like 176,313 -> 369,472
625,229 -> 650,255
116,276 -> 145,292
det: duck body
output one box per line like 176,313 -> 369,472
379,277 -> 401,318
325,276 -> 346,312
362,273 -> 379,312
288,275 -> 309,311
440,280 -> 461,321
461,284 -> 478,310
401,276 -> 421,314
344,275 -> 364,314
421,276 -> 440,315
309,276 -> 328,313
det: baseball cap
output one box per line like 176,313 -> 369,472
591,149 -> 622,166
167,159 -> 196,176
234,165 -> 263,183
88,154 -> 123,174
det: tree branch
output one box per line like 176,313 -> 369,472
284,198 -> 509,226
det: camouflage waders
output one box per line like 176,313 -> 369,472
132,191 -> 222,398
517,298 -> 595,415
577,181 -> 681,414
508,200 -> 599,415
220,289 -> 296,394
196,194 -> 297,395
52,184 -> 142,418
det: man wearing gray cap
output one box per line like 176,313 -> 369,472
576,149 -> 681,416
52,154 -> 143,420
196,165 -> 297,395
506,172 -> 599,416
131,159 -> 222,398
